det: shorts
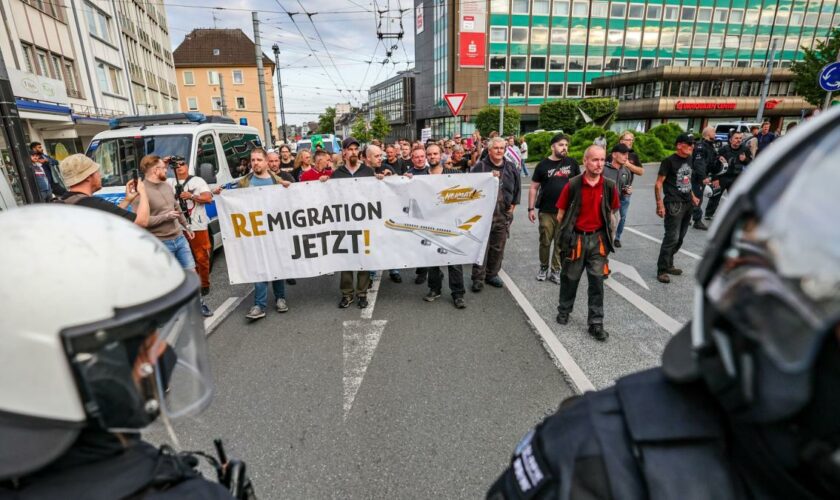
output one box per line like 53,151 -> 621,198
163,234 -> 196,270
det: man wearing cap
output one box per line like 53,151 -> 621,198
554,145 -> 620,341
57,154 -> 150,227
705,130 -> 751,222
602,143 -> 634,248
330,137 -> 376,309
528,134 -> 580,283
655,134 -> 701,284
691,126 -> 718,230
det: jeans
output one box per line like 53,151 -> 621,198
255,280 -> 285,310
520,159 -> 530,176
428,265 -> 465,298
557,231 -> 608,326
538,211 -> 562,272
657,201 -> 692,274
163,235 -> 195,270
615,195 -> 631,241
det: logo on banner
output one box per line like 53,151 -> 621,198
437,185 -> 483,204
383,199 -> 481,256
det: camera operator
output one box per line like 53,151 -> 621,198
167,156 -> 214,315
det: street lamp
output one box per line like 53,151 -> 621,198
271,44 -> 288,145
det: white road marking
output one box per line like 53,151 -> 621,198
624,227 -> 702,260
498,270 -> 596,394
342,319 -> 388,421
604,279 -> 683,334
360,272 -> 382,320
204,289 -> 253,335
610,258 -> 649,290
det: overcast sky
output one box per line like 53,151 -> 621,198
166,0 -> 415,125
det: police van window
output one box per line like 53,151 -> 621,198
196,134 -> 219,176
219,132 -> 262,177
86,135 -> 191,186
88,139 -> 120,186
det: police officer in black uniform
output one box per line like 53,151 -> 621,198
705,129 -> 751,221
488,108 -> 840,500
691,126 -> 718,230
0,205 -> 253,499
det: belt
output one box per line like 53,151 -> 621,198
574,228 -> 604,235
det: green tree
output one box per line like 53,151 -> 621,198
538,100 -> 578,133
475,105 -> 521,137
369,110 -> 391,141
648,123 -> 684,148
317,107 -> 336,134
523,131 -> 555,160
350,115 -> 370,142
791,27 -> 840,106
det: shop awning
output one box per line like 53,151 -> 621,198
16,99 -> 73,123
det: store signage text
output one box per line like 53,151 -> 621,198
674,99 -> 784,111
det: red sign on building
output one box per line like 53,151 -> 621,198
459,32 -> 485,68
675,101 -> 737,111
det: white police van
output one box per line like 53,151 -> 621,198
85,112 -> 262,251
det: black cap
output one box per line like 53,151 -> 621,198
611,143 -> 631,154
342,137 -> 360,149
675,133 -> 695,146
550,133 -> 568,145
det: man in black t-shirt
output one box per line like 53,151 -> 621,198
57,154 -> 150,227
654,134 -> 700,284
450,145 -> 470,171
278,145 -> 295,174
382,144 -> 405,175
527,133 -> 580,283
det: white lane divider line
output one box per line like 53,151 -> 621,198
499,270 -> 596,394
360,272 -> 382,320
603,279 -> 683,334
343,319 -> 388,421
204,288 -> 253,336
625,227 -> 702,260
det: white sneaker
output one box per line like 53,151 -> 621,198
549,270 -> 562,284
276,298 -> 288,313
245,306 -> 266,320
536,266 -> 549,281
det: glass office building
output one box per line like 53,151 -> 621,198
486,0 -> 840,108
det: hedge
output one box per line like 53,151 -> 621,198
525,125 -> 675,165
538,98 -> 618,134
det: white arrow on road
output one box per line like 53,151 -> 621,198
607,259 -> 682,334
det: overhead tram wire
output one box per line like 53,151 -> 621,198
297,0 -> 354,94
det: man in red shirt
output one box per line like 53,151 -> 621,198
554,145 -> 620,341
299,150 -> 333,182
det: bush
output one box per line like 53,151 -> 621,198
578,98 -> 618,131
475,106 -> 521,137
632,134 -> 668,163
538,100 -> 578,133
648,123 -> 684,149
523,131 -> 555,161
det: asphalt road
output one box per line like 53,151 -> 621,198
147,162 -> 713,498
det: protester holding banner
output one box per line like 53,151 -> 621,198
406,146 -> 431,285
299,150 -> 333,182
330,137 -> 376,308
469,137 -> 521,291
292,149 -> 313,182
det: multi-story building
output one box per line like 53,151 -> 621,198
173,29 -> 276,137
369,70 -> 416,142
414,0 -> 840,136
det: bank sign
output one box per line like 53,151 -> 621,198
674,99 -> 782,111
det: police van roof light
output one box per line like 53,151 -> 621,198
109,113 -> 235,129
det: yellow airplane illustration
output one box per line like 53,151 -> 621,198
384,199 -> 481,256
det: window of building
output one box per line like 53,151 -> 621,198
647,5 -> 661,20
673,59 -> 687,67
20,43 -> 34,73
819,10 -> 833,27
664,5 -> 678,20
548,83 -> 564,97
187,97 -> 198,110
605,57 -> 621,70
510,56 -> 527,70
784,35 -> 799,51
625,27 -> 641,48
740,34 -> 754,49
85,4 -> 112,43
549,56 -> 566,70
489,83 -> 503,97
713,8 -> 728,23
63,61 -> 80,96
689,59 -> 703,67
51,55 -> 62,80
532,27 -> 549,44
640,58 -> 655,69
804,12 -> 818,26
36,49 -> 50,77
745,9 -> 759,24
608,29 -> 624,45
725,35 -> 739,48
553,0 -> 570,16
709,34 -> 723,49
551,27 -> 568,44
587,56 -> 603,71
622,57 -> 637,71
108,66 -> 121,94
693,33 -> 708,48
208,71 -> 220,85
643,27 -> 659,47
509,83 -> 526,97
95,62 -> 109,92
697,8 -> 712,22
490,0 -> 509,14
592,1 -> 609,17
232,70 -> 243,84
533,0 -> 550,15
658,58 -> 672,67
570,26 -> 587,44
490,55 -> 506,70
511,27 -> 529,43
681,6 -> 695,21
566,84 -> 582,97
677,28 -> 692,48
572,1 -> 588,17
568,56 -> 584,70
660,28 -> 675,47
212,48 -> 220,56
236,97 -> 246,109
610,2 -> 626,18
729,9 -> 744,24
490,27 -> 508,43
760,8 -> 775,26
529,83 -> 545,96
183,71 -> 194,85
512,0 -> 529,14
627,3 -> 644,19
776,9 -> 789,25
721,60 -> 734,67
211,97 -> 222,110
590,27 -> 606,45
755,35 -> 769,50
790,11 -> 803,25
531,56 -> 547,70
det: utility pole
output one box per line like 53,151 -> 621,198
252,12 -> 272,145
271,44 -> 288,144
498,84 -> 505,136
218,73 -> 228,116
0,46 -> 41,204
756,38 -> 778,123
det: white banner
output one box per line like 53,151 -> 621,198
215,174 -> 499,284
